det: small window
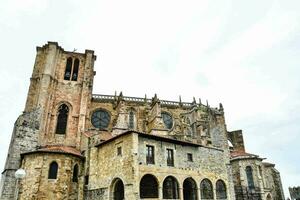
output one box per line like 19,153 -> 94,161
48,161 -> 58,179
162,112 -> 173,129
71,59 -> 79,81
187,153 -> 193,162
117,147 -> 122,156
72,164 -> 79,182
146,145 -> 155,164
84,175 -> 89,185
56,104 -> 69,134
167,149 -> 174,166
246,166 -> 255,188
64,57 -> 80,81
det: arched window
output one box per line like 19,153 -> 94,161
163,176 -> 179,199
64,57 -> 72,80
246,166 -> 255,188
72,58 -> 79,81
48,161 -> 58,179
128,110 -> 134,129
200,179 -> 213,200
56,104 -> 69,134
183,178 -> 197,200
216,180 -> 227,199
140,174 -> 158,198
72,164 -> 79,182
113,178 -> 124,200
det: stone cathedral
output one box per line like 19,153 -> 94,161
0,42 -> 285,200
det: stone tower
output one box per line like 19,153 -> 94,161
0,42 -> 96,199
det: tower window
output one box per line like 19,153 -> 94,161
146,145 -> 154,164
246,166 -> 255,188
56,104 -> 69,134
167,149 -> 174,166
48,161 -> 58,179
128,110 -> 134,129
72,164 -> 79,182
64,57 -> 80,81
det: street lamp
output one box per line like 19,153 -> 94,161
14,169 -> 26,200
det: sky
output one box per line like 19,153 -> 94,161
0,0 -> 299,198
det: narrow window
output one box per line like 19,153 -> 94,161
56,104 -> 69,134
146,145 -> 155,164
246,166 -> 255,188
72,58 -> 79,81
84,175 -> 89,185
117,147 -> 122,156
187,153 -> 193,162
72,164 -> 79,182
48,161 -> 58,179
128,110 -> 134,129
167,149 -> 174,166
64,57 -> 72,80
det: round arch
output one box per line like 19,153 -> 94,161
200,178 -> 213,200
216,179 -> 227,199
163,176 -> 179,199
183,177 -> 197,200
139,174 -> 159,198
110,178 -> 124,200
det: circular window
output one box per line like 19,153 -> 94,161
162,112 -> 173,129
91,109 -> 110,129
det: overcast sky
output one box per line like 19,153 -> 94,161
0,0 -> 299,198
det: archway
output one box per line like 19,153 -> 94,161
163,176 -> 179,199
183,177 -> 197,200
140,174 -> 158,198
112,178 -> 124,200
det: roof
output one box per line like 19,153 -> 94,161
230,150 -> 262,161
94,130 -> 223,152
21,145 -> 84,158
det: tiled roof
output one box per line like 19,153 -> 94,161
230,150 -> 260,160
21,145 -> 83,158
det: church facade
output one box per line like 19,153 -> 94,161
0,42 -> 285,200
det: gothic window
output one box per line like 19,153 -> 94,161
64,57 -> 72,80
146,145 -> 154,164
183,178 -> 197,200
72,164 -> 79,182
163,176 -> 179,199
91,109 -> 110,129
216,179 -> 227,199
56,104 -> 69,134
48,161 -> 58,179
246,166 -> 255,188
140,174 -> 158,198
200,178 -> 213,199
113,178 -> 124,200
167,149 -> 174,166
64,57 -> 80,81
162,112 -> 173,129
128,110 -> 134,129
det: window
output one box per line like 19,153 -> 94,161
216,180 -> 227,199
146,145 -> 154,164
128,110 -> 134,129
72,164 -> 79,182
183,178 -> 197,200
246,166 -> 255,188
84,175 -> 89,185
91,109 -> 110,129
187,153 -> 193,162
167,149 -> 174,166
140,174 -> 158,198
200,179 -> 213,199
64,57 -> 80,81
48,161 -> 58,179
162,112 -> 173,129
163,176 -> 179,199
56,104 -> 69,134
117,147 -> 122,156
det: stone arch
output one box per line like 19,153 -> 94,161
200,178 -> 213,200
183,177 -> 198,200
110,178 -> 125,200
139,174 -> 159,198
163,176 -> 179,199
216,179 -> 227,199
48,161 -> 58,179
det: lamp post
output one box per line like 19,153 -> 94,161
14,169 -> 26,200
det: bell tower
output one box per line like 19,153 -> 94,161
0,42 -> 96,199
